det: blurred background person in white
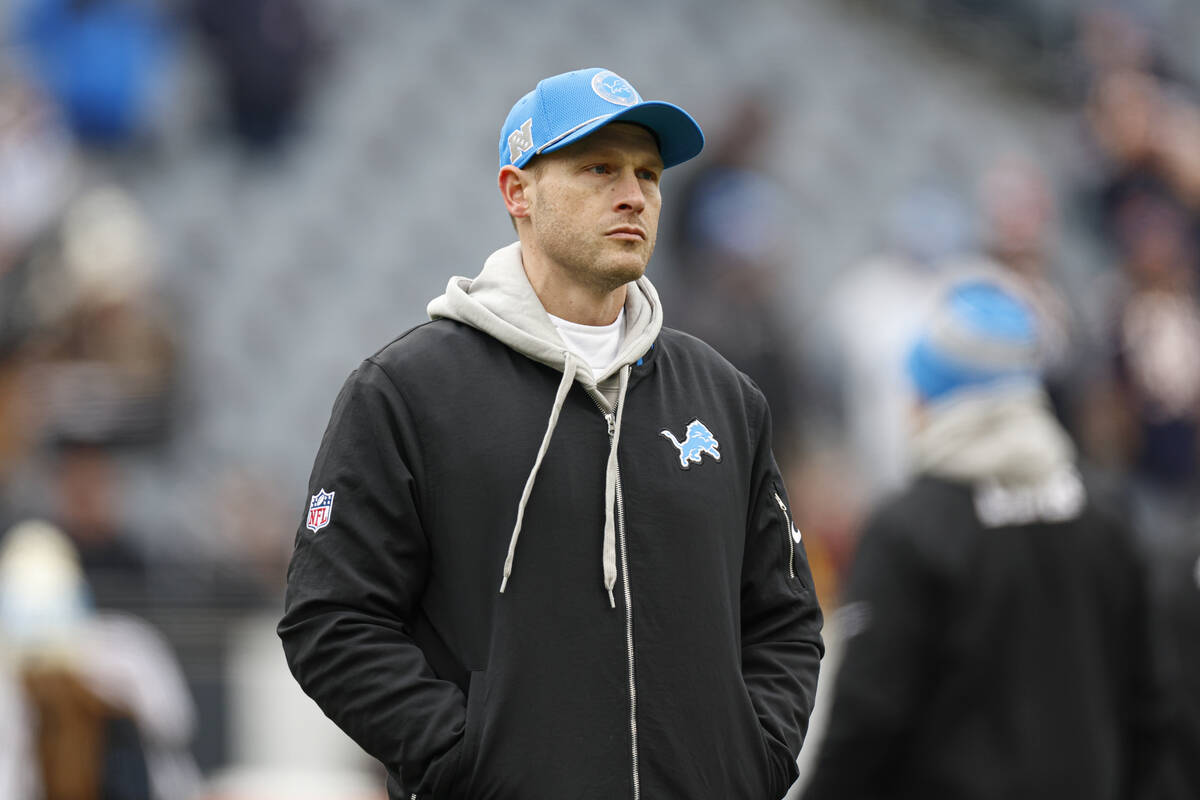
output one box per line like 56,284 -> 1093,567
0,519 -> 202,800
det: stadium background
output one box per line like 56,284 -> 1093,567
2,0 -> 1199,797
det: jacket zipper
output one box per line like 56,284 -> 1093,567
597,399 -> 641,800
773,490 -> 797,580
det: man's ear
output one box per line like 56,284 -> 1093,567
499,165 -> 533,220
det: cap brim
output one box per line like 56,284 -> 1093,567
536,101 -> 704,169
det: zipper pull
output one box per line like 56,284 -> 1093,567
605,412 -> 616,437
775,491 -> 802,542
774,490 -> 800,580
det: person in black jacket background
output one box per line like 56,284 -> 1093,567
801,275 -> 1165,800
278,68 -> 824,799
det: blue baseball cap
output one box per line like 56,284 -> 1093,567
499,68 -> 705,170
906,280 -> 1041,403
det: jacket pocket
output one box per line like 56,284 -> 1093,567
455,670 -> 486,796
772,487 -> 806,588
733,678 -> 795,800
426,670 -> 486,800
760,730 -> 799,799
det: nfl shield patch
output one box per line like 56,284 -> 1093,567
307,489 -> 335,533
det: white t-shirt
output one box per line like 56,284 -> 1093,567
548,309 -> 626,378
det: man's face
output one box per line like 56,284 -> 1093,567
523,123 -> 664,295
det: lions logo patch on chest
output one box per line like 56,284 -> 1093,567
661,419 -> 721,469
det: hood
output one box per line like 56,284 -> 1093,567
427,241 -> 662,606
427,241 -> 663,386
909,383 -> 1087,525
910,383 -> 1075,485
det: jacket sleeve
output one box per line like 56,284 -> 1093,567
799,505 -> 942,800
741,399 -> 825,796
277,360 -> 464,795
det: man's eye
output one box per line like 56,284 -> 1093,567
588,165 -> 609,175
638,170 -> 660,183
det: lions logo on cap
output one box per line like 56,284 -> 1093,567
591,70 -> 640,107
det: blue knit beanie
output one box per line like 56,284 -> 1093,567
906,279 -> 1040,403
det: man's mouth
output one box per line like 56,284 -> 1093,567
606,226 -> 645,241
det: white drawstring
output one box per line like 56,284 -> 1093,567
499,354 -> 632,610
500,352 -> 579,594
601,365 -> 631,607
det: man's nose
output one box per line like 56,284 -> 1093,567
612,169 -> 646,214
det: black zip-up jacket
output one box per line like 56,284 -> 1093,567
802,476 -> 1165,800
278,320 -> 824,799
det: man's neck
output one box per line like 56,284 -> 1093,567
520,248 -> 628,325
538,285 -> 628,326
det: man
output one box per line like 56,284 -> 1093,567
801,277 -> 1164,800
278,68 -> 824,800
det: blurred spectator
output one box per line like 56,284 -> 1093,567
1076,7 -> 1156,80
812,179 -> 973,602
190,0 -> 322,151
1158,97 -> 1200,210
26,184 -> 178,447
821,179 -> 972,505
1088,189 -> 1200,559
784,446 -> 862,612
0,519 -> 201,800
0,639 -> 38,800
663,91 -> 807,469
0,187 -> 177,613
977,155 -> 1084,431
1085,68 -> 1162,202
0,70 -> 78,278
801,278 -> 1165,800
12,0 -> 174,146
0,71 -> 80,488
1082,67 -> 1200,262
51,443 -> 149,612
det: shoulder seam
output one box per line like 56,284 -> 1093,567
367,319 -> 446,360
361,355 -> 407,401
